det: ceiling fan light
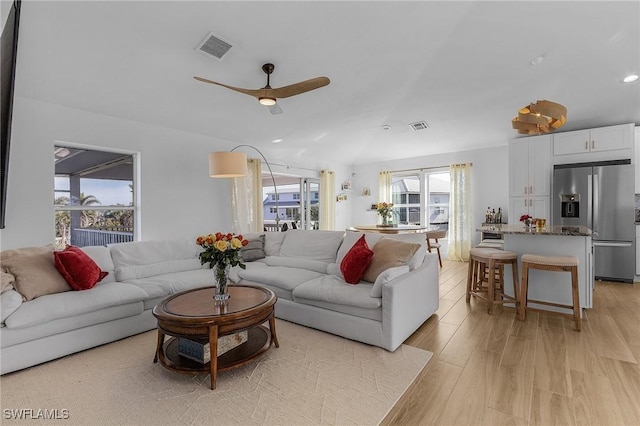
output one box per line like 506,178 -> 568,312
259,97 -> 277,106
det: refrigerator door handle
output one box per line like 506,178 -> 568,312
593,173 -> 599,234
587,174 -> 593,232
592,241 -> 633,247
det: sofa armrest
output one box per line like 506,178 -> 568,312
381,252 -> 439,351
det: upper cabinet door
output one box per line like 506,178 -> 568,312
590,125 -> 629,152
553,130 -> 590,155
509,139 -> 529,197
528,135 -> 551,196
509,135 -> 551,197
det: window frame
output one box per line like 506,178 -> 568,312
53,143 -> 139,248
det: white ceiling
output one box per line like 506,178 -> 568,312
7,1 -> 640,168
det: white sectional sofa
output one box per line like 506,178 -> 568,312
0,230 -> 439,375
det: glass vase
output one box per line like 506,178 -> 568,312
213,265 -> 231,302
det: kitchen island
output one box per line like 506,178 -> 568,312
477,224 -> 593,313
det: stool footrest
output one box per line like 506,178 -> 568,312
524,298 -> 575,311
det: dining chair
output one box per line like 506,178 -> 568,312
426,229 -> 447,267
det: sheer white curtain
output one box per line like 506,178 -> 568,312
231,158 -> 263,234
319,170 -> 335,230
378,171 -> 392,202
448,163 -> 472,261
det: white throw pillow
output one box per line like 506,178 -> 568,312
1,289 -> 23,323
369,265 -> 410,298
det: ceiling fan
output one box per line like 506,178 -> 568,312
194,63 -> 330,114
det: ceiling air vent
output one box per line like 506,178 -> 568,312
409,121 -> 429,131
196,32 -> 232,60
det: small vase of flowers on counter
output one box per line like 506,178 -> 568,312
519,214 -> 532,229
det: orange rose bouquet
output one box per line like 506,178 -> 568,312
196,232 -> 249,271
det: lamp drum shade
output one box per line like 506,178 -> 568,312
209,152 -> 248,178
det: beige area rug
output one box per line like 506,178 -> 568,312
0,320 -> 432,425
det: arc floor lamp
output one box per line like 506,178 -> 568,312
208,145 -> 280,228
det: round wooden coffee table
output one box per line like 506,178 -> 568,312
152,284 -> 279,390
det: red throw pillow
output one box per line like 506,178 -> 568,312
54,246 -> 108,290
340,235 -> 374,284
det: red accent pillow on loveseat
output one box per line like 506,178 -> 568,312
54,246 -> 108,290
340,234 -> 374,284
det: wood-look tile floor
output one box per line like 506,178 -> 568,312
382,259 -> 640,426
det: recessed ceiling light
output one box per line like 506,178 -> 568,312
271,138 -> 283,144
381,124 -> 392,131
623,74 -> 639,83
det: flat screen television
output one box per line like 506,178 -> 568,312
0,0 -> 21,229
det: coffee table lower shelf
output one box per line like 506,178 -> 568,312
157,326 -> 271,377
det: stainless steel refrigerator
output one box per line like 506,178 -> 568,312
553,160 -> 635,283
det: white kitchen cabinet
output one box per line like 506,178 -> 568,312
509,196 -> 549,224
509,134 -> 551,197
554,124 -> 632,156
509,134 -> 551,224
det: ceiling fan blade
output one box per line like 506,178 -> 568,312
193,76 -> 262,98
271,77 -> 330,98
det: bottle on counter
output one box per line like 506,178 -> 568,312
496,207 -> 502,224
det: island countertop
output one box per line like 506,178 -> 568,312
477,224 -> 593,236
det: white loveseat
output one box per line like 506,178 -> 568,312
0,230 -> 439,375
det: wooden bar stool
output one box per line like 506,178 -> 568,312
466,247 -> 519,315
518,254 -> 581,332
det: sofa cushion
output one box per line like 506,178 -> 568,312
340,235 -> 374,284
0,302 -> 144,348
362,239 -> 421,283
381,233 -> 427,270
237,266 -> 324,292
54,246 -> 108,290
110,239 -> 201,281
336,231 -> 384,266
292,275 -> 382,313
121,268 -> 217,299
369,265 -> 410,298
3,281 -> 147,329
243,231 -> 286,257
265,256 -> 329,274
278,230 -> 345,263
80,245 -> 116,284
241,234 -> 266,262
1,245 -> 71,301
1,290 -> 22,324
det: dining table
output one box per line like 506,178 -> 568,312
349,224 -> 430,234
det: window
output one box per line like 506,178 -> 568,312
54,146 -> 136,248
426,171 -> 450,232
390,169 -> 450,231
270,194 -> 279,201
391,174 -> 421,225
293,193 -> 300,200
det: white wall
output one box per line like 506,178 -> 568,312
351,145 -> 509,248
0,97 -> 234,249
0,97 -> 353,249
